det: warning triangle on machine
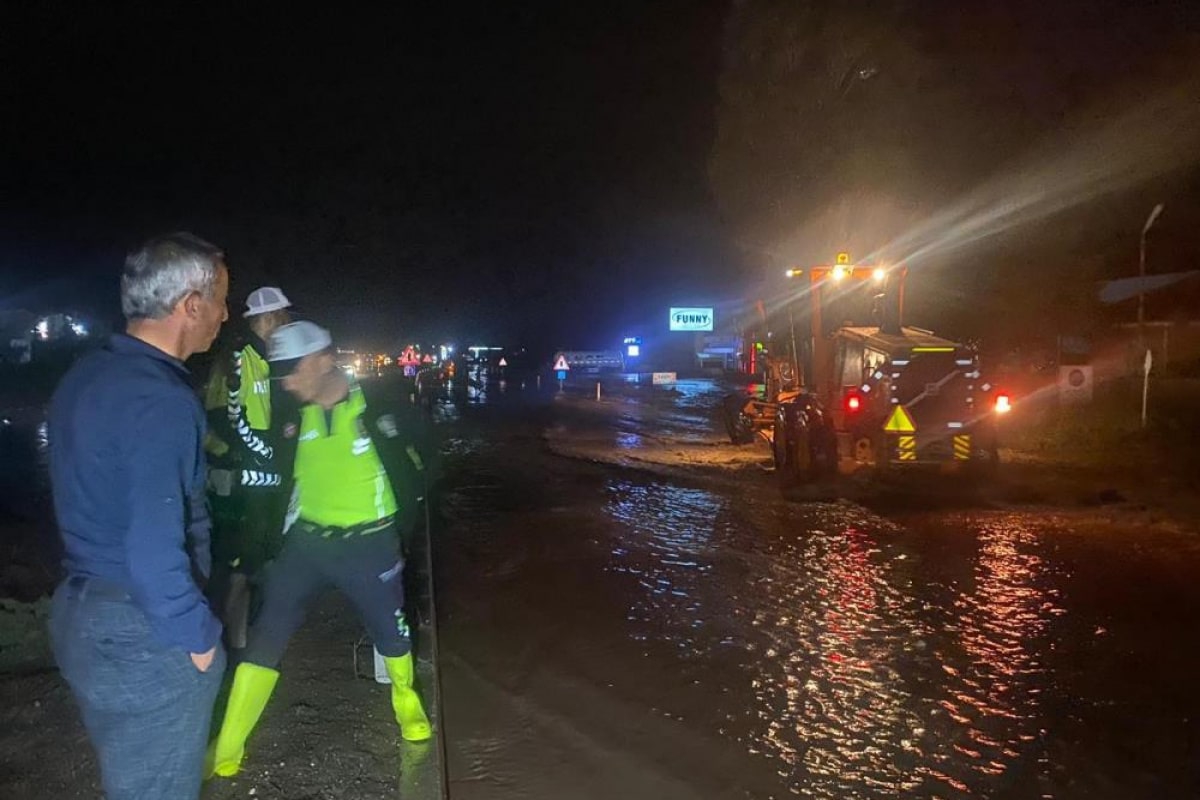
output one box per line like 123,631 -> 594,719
884,405 -> 916,433
553,355 -> 570,371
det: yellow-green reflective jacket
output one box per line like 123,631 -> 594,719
293,383 -> 397,528
204,342 -> 278,485
234,344 -> 272,431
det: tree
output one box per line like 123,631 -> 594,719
709,1 -> 966,268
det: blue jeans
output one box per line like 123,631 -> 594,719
49,578 -> 225,800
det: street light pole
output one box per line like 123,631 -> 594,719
1138,202 -> 1164,345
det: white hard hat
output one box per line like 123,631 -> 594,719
267,321 -> 333,377
243,286 -> 292,318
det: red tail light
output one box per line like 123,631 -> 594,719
845,393 -> 862,413
995,393 -> 1012,414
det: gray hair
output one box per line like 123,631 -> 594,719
120,232 -> 225,320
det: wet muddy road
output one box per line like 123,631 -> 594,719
436,379 -> 1200,799
3,377 -> 1200,798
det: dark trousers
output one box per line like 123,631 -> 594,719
242,521 -> 411,669
208,488 -> 285,650
210,487 -> 286,575
49,578 -> 225,800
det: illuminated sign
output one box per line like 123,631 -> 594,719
669,307 -> 713,332
627,345 -> 640,357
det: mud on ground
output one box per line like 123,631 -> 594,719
543,384 -> 1200,530
3,378 -> 1198,799
0,592 -> 441,800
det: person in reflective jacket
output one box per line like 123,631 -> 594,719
202,286 -> 291,649
207,320 -> 432,779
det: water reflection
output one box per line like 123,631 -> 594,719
603,482 -> 1063,798
662,379 -> 725,404
610,379 -> 732,445
604,481 -> 722,655
746,519 -> 926,797
615,432 -> 643,450
918,516 -> 1062,797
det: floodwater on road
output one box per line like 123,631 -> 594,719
3,375 -> 1199,798
435,377 -> 1200,799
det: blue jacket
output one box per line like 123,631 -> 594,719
49,333 -> 221,653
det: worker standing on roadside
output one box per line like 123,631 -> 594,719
48,233 -> 229,799
202,287 -> 292,649
207,320 -> 433,779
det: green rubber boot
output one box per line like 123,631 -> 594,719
383,653 -> 432,742
206,662 -> 279,778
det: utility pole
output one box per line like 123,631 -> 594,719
1138,203 -> 1164,346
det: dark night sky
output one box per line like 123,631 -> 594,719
3,2 -> 1199,352
3,3 -> 731,350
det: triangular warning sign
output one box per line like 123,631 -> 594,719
553,355 -> 570,371
498,357 -> 508,367
884,405 -> 916,433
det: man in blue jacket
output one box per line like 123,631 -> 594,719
47,232 -> 230,800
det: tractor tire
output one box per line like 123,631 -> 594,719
780,426 -> 813,485
772,419 -> 787,470
722,394 -> 756,445
779,420 -> 839,488
810,423 -> 839,478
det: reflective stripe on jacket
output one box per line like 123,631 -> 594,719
293,382 -> 398,528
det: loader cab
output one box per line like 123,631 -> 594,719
825,326 -> 1000,468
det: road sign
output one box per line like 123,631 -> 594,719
554,355 -> 569,371
884,405 -> 916,433
556,370 -> 568,382
498,357 -> 508,367
1058,365 -> 1093,403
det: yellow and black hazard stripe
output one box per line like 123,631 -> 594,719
953,434 -> 971,461
897,435 -> 917,461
